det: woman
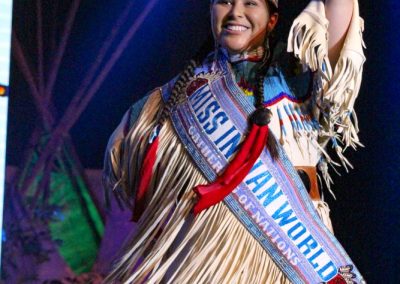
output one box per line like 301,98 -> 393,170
104,0 -> 366,283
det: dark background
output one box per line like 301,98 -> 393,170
7,0 -> 399,282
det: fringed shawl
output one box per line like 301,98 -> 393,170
104,90 -> 335,283
103,0 -> 365,282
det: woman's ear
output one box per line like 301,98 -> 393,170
267,13 -> 279,32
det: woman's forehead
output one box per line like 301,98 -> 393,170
210,0 -> 278,8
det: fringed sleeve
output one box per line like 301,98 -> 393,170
287,1 -> 332,79
287,0 -> 366,190
321,0 -> 366,152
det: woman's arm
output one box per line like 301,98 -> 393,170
325,0 -> 354,68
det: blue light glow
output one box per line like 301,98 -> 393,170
0,0 -> 13,265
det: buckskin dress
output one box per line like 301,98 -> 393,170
103,1 -> 365,283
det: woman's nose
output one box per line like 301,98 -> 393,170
228,2 -> 245,18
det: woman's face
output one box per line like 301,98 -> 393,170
211,0 -> 278,54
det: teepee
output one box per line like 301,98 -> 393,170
4,0 -> 159,281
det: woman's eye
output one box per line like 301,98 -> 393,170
214,0 -> 258,6
245,1 -> 258,6
216,0 -> 233,5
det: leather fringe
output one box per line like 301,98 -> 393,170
287,0 -> 365,191
103,91 -> 335,283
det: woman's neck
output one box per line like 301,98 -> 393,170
225,46 -> 265,64
223,47 -> 265,96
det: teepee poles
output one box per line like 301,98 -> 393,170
20,0 -> 160,194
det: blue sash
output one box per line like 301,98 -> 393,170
161,58 -> 365,284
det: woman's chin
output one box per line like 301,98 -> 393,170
220,40 -> 262,55
218,39 -> 249,54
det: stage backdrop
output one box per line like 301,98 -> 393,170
0,0 -> 13,266
5,0 -> 399,283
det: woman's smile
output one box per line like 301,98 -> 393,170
223,23 -> 250,33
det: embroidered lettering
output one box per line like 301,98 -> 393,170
218,132 -> 241,160
257,183 -> 282,207
204,111 -> 228,135
197,101 -> 219,123
317,261 -> 337,281
246,171 -> 273,194
271,201 -> 298,227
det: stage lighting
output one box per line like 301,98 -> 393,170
0,0 -> 13,265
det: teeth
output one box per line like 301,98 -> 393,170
226,25 -> 248,31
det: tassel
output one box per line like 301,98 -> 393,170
193,108 -> 271,214
132,125 -> 161,221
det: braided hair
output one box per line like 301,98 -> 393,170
252,37 -> 279,158
251,1 -> 279,158
157,34 -> 214,126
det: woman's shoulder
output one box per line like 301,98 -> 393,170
125,87 -> 163,126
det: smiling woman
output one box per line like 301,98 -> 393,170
103,0 -> 366,283
211,0 -> 278,54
